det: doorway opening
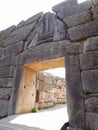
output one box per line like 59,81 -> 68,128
15,57 -> 67,115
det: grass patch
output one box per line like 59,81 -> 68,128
32,107 -> 38,113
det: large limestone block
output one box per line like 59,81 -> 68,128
64,10 -> 91,28
0,66 -> 14,78
4,41 -> 24,55
83,36 -> 98,52
0,100 -> 9,117
80,51 -> 98,70
68,19 -> 98,41
0,78 -> 14,88
0,88 -> 11,100
81,70 -> 98,93
53,0 -> 91,20
0,55 -> 16,68
66,55 -> 84,127
86,113 -> 98,130
85,97 -> 98,113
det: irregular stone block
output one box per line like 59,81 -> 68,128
53,0 -> 92,20
24,12 -> 43,26
0,55 -> 16,68
0,66 -> 15,78
18,40 -> 82,64
52,0 -> 77,13
80,51 -> 98,70
68,19 -> 98,41
62,41 -> 83,55
82,70 -> 98,93
0,88 -> 11,100
83,36 -> 98,52
64,10 -> 91,28
4,41 -> 24,55
0,25 -> 16,41
3,22 -> 36,46
66,55 -> 84,127
0,100 -> 9,117
85,97 -> 98,113
0,78 -> 14,88
86,113 -> 98,130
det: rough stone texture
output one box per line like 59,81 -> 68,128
0,1 -> 98,129
0,100 -> 9,117
0,66 -> 15,78
0,78 -> 14,88
68,127 -> 83,130
4,41 -> 24,55
0,88 -> 11,100
80,51 -> 98,70
81,70 -> 98,93
36,72 -> 66,108
85,97 -> 98,113
0,55 -> 16,68
86,113 -> 98,130
52,0 -> 92,19
68,19 -> 98,41
64,10 -> 91,28
83,36 -> 98,52
66,55 -> 84,127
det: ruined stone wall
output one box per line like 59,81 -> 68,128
0,0 -> 98,129
36,72 -> 66,109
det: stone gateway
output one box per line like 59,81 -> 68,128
0,0 -> 98,129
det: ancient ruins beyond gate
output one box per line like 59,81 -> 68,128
0,0 -> 98,129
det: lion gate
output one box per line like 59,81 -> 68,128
0,0 -> 98,129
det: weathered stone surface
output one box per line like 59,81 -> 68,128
18,40 -> 65,64
0,78 -> 14,88
62,41 -> 83,55
83,36 -> 98,52
53,0 -> 92,20
80,51 -> 98,70
8,65 -> 23,115
4,41 -> 24,55
24,12 -> 43,26
0,100 -> 9,117
66,55 -> 84,127
85,97 -> 98,113
64,10 -> 91,28
3,22 -> 37,46
0,48 -> 3,57
0,55 -> 16,68
19,40 -> 83,64
0,88 -> 11,100
86,113 -> 98,130
36,12 -> 66,44
81,70 -> 98,93
0,66 -> 15,78
93,0 -> 98,6
68,19 -> 98,41
52,0 -> 77,13
0,25 -> 16,41
68,127 -> 83,130
93,5 -> 98,19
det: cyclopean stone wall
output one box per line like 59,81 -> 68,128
0,0 -> 98,129
36,72 -> 66,109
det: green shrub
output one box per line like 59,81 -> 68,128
32,107 -> 38,113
